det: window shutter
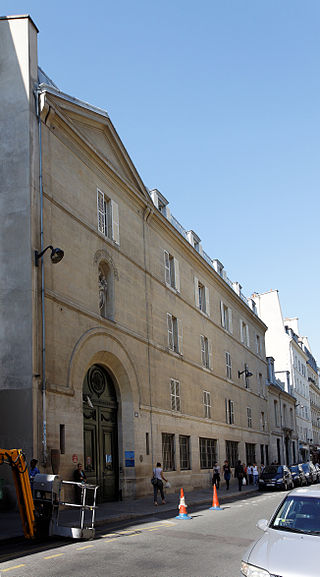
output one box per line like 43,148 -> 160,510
176,381 -> 181,411
230,400 -> 234,424
204,286 -> 210,316
164,251 -> 170,285
225,398 -> 229,423
167,313 -> 174,349
208,339 -> 212,370
194,277 -> 200,308
200,335 -> 205,365
240,321 -> 244,343
220,301 -> 225,327
110,200 -> 120,244
228,308 -> 233,333
174,258 -> 180,292
246,325 -> 250,347
177,319 -> 183,355
97,189 -> 105,234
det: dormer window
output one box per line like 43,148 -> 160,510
186,230 -> 202,254
150,189 -> 170,219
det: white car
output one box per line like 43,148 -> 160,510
241,487 -> 320,577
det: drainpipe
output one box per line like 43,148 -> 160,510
143,206 -> 154,467
34,87 -> 47,466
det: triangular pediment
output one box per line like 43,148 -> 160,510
43,90 -> 150,202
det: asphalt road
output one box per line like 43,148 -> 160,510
0,490 -> 286,577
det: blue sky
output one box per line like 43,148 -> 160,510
3,1 -> 320,361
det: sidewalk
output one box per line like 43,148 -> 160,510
0,478 -> 258,542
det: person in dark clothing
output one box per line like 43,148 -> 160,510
152,462 -> 167,505
223,460 -> 231,490
234,460 -> 244,491
212,462 -> 221,489
73,463 -> 87,503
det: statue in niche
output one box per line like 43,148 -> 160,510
99,270 -> 108,313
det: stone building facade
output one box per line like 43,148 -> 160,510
1,15 -> 270,502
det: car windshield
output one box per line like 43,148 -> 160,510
271,496 -> 320,535
263,466 -> 282,475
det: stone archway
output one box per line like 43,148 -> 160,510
83,364 -> 118,502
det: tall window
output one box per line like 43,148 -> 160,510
199,437 -> 217,469
247,407 -> 252,428
221,301 -> 232,332
260,412 -> 266,431
246,443 -> 255,464
203,391 -> 211,419
225,399 -> 234,425
167,313 -> 182,354
179,435 -> 191,470
162,433 -> 175,471
164,251 -> 180,291
256,334 -> 261,356
200,335 -> 211,369
170,379 -> 181,412
274,400 -> 279,427
260,444 -> 264,464
97,188 -> 119,244
194,278 -> 210,315
240,320 -> 250,347
226,440 -> 238,467
226,352 -> 232,379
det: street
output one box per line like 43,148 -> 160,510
0,490 -> 286,577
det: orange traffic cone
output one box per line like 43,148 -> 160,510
176,487 -> 191,519
210,484 -> 222,510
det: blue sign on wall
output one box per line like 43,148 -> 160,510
125,450 -> 135,467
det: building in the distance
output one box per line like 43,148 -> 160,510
1,15 -> 270,503
252,290 -> 313,462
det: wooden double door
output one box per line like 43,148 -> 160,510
83,365 -> 118,502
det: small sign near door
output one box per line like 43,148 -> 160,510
72,454 -> 78,464
125,450 -> 135,467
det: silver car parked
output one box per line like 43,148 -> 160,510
241,487 -> 320,577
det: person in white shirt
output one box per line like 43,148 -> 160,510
152,462 -> 167,505
247,464 -> 253,485
252,463 -> 259,485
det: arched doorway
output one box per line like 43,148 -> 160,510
83,364 -> 119,501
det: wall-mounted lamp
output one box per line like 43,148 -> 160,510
238,369 -> 253,379
35,245 -> 64,267
295,403 -> 305,409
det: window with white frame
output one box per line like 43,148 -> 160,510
274,400 -> 279,427
200,335 -> 212,369
240,320 -> 250,347
225,399 -> 234,425
221,301 -> 233,332
194,278 -> 210,315
226,352 -> 232,379
170,379 -> 181,411
164,251 -> 180,291
97,188 -> 119,244
203,391 -> 211,418
162,433 -> 175,471
256,334 -> 261,356
247,407 -> 252,428
179,435 -> 191,470
167,313 -> 182,354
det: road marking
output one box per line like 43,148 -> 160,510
2,565 -> 26,572
103,537 -> 119,542
76,544 -> 94,550
43,553 -> 64,559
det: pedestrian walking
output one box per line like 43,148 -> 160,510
223,460 -> 231,490
212,462 -> 221,489
73,462 -> 87,504
152,462 -> 167,505
29,458 -> 40,491
247,464 -> 253,485
253,463 -> 259,485
234,460 -> 245,491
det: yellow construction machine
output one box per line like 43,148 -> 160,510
0,449 -> 98,540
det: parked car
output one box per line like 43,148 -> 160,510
300,462 -> 318,484
241,487 -> 320,577
289,464 -> 307,487
258,465 -> 294,491
314,462 -> 320,482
